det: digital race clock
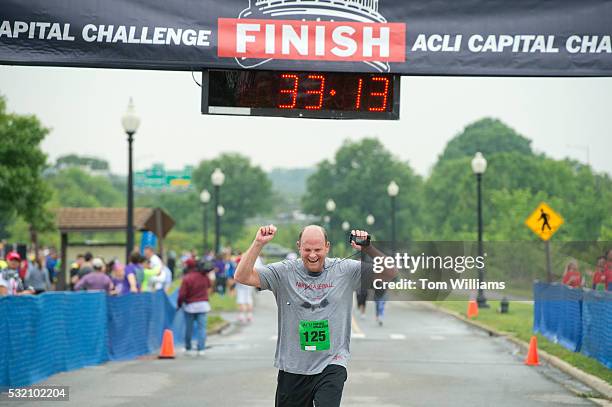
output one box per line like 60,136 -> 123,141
201,70 -> 400,120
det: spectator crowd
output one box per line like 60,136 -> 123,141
560,249 -> 612,290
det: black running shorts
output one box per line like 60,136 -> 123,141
275,364 -> 347,407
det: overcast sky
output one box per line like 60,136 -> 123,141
1,65 -> 610,178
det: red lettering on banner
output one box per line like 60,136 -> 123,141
218,18 -> 406,62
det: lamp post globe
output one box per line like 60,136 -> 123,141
200,189 -> 211,204
387,180 -> 399,197
471,152 -> 487,175
325,199 -> 336,212
211,168 -> 225,186
366,214 -> 375,226
121,98 -> 140,134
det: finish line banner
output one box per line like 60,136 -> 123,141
1,0 -> 612,76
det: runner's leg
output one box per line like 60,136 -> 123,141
313,365 -> 347,407
184,311 -> 194,350
275,370 -> 315,407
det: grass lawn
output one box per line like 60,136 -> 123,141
436,300 -> 612,385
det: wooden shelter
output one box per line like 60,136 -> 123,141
56,207 -> 174,290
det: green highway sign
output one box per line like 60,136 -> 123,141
134,164 -> 193,190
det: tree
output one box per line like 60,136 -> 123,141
437,118 -> 533,165
192,153 -> 273,243
0,95 -> 53,241
56,154 -> 109,171
135,190 -> 201,233
302,138 -> 423,247
423,151 -> 612,241
46,168 -> 123,208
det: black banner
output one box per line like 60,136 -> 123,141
1,0 -> 611,76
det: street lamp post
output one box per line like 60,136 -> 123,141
200,189 -> 211,255
325,199 -> 336,254
387,180 -> 399,252
471,152 -> 489,308
211,168 -> 225,255
121,98 -> 140,262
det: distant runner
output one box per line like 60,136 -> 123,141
235,224 -> 395,407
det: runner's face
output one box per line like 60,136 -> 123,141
298,231 -> 329,273
8,259 -> 19,270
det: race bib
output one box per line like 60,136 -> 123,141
299,319 -> 330,351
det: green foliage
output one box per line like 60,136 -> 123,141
0,95 -> 53,235
136,191 -> 201,233
437,118 -> 533,164
303,138 -> 423,245
46,168 -> 123,207
423,151 -> 612,241
192,153 -> 273,242
55,154 -> 109,171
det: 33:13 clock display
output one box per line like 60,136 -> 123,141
202,70 -> 400,120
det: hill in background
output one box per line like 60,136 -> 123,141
267,167 -> 314,198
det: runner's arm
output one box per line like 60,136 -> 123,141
351,229 -> 398,281
235,225 -> 277,288
234,241 -> 264,288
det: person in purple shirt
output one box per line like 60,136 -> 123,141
125,252 -> 142,293
74,258 -> 113,293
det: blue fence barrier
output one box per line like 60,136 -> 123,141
0,290 -> 188,387
533,282 -> 583,352
581,290 -> 612,369
533,282 -> 611,368
0,292 -> 108,387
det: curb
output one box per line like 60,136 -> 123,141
207,321 -> 231,336
419,302 -> 612,401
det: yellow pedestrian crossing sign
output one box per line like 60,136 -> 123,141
525,202 -> 564,241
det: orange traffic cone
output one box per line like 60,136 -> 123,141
525,336 -> 539,366
466,299 -> 478,319
158,329 -> 175,359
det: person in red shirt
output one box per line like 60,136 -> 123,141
178,260 -> 213,356
604,249 -> 612,291
562,260 -> 582,288
592,256 -> 607,290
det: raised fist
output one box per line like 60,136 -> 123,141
350,229 -> 370,251
255,224 -> 277,245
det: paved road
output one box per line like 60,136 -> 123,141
14,291 -> 597,407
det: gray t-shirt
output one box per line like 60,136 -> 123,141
257,257 -> 361,375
